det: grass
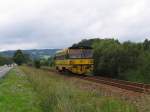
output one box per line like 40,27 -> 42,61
0,68 -> 42,112
20,66 -> 137,112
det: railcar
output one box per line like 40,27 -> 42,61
54,46 -> 93,74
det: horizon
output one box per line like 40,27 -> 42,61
0,37 -> 149,52
0,48 -> 61,52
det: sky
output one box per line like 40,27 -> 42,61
0,0 -> 150,51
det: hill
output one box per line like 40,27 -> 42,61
0,49 -> 60,59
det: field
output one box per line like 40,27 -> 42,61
0,67 -> 138,112
0,68 -> 41,112
21,66 -> 137,112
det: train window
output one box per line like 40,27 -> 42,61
55,54 -> 69,60
81,49 -> 93,58
69,49 -> 93,59
55,55 -> 64,60
69,49 -> 81,58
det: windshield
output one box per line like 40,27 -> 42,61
69,49 -> 93,59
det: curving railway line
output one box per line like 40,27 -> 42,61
42,67 -> 150,94
74,75 -> 150,94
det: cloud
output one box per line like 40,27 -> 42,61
0,0 -> 150,51
0,42 -> 38,51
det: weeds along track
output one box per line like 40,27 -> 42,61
75,76 -> 150,94
42,67 -> 150,94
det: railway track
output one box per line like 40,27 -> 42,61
75,76 -> 150,94
42,67 -> 150,94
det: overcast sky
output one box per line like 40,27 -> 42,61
0,0 -> 150,51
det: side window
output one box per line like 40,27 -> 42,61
55,55 -> 65,60
69,49 -> 82,59
81,49 -> 93,58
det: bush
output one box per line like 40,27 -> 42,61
121,51 -> 150,83
93,39 -> 121,78
0,56 -> 13,65
34,60 -> 41,68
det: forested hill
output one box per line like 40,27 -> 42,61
0,49 -> 60,59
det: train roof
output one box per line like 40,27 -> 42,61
55,46 -> 92,56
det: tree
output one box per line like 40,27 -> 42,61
71,38 -> 100,48
13,50 -> 27,65
34,60 -> 41,68
0,56 -> 13,66
93,39 -> 121,77
143,39 -> 150,50
48,56 -> 55,67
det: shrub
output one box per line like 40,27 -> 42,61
34,60 -> 41,68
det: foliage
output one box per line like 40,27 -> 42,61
13,50 -> 31,65
121,51 -> 150,83
0,56 -> 13,65
93,39 -> 121,77
40,58 -> 49,66
20,66 -> 137,112
72,38 -> 100,48
34,60 -> 41,68
0,49 -> 59,59
74,38 -> 150,83
40,56 -> 55,67
48,57 -> 55,66
0,68 -> 42,112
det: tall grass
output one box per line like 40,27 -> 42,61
0,68 -> 42,112
20,66 -> 137,112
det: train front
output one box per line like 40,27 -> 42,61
68,47 -> 94,75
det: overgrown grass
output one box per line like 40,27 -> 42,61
20,66 -> 137,112
121,69 -> 150,84
0,68 -> 42,112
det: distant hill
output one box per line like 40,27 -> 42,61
0,49 -> 60,59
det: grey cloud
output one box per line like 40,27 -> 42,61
0,0 -> 150,51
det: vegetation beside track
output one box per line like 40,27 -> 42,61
0,68 -> 42,112
72,38 -> 150,84
20,66 -> 137,112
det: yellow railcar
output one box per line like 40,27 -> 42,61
55,47 -> 94,74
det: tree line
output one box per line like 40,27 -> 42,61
73,38 -> 150,83
0,50 -> 30,66
0,56 -> 13,66
11,50 -> 54,68
0,49 -> 54,69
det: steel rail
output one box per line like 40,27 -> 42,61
42,68 -> 150,94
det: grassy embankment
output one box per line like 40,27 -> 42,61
0,68 -> 42,112
20,66 -> 137,112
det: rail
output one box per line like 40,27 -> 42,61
42,67 -> 150,94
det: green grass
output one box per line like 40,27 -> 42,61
20,66 -> 137,112
0,68 -> 42,112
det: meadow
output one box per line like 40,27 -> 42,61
0,66 -> 139,112
20,66 -> 137,112
0,68 -> 42,112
